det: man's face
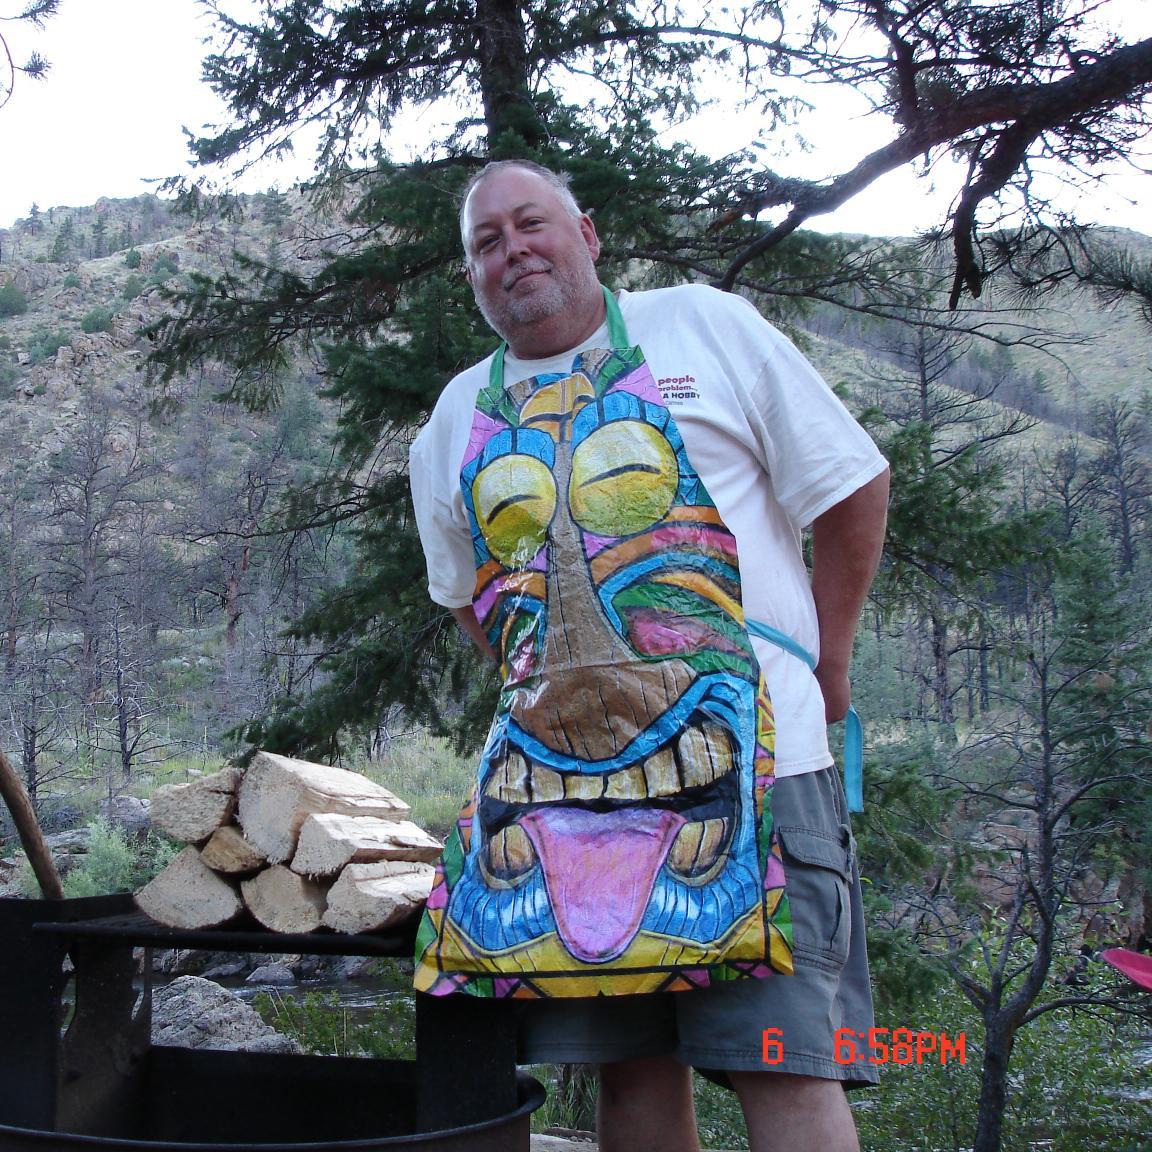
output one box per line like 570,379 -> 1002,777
462,167 -> 603,356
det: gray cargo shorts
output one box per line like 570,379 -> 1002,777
515,765 -> 879,1086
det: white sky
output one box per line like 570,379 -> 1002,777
1,0 -> 1150,237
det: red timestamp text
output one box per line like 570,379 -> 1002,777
760,1028 -> 967,1066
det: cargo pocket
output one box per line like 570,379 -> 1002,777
776,824 -> 853,968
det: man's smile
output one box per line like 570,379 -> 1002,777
504,264 -> 552,290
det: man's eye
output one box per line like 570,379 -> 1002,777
477,236 -> 498,253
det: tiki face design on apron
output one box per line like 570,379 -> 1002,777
414,290 -> 792,997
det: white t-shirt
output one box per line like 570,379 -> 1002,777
409,284 -> 887,776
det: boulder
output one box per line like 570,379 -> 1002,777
246,962 -> 296,986
151,975 -> 300,1054
99,795 -> 151,839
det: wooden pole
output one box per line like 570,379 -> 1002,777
0,747 -> 64,899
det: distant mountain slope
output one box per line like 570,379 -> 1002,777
1,193 -> 1149,447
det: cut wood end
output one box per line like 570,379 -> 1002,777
237,751 -> 412,864
151,777 -> 239,844
241,863 -> 329,934
321,860 -> 435,935
250,751 -> 410,809
201,764 -> 245,794
135,846 -> 242,929
290,813 -> 442,877
201,824 -> 267,874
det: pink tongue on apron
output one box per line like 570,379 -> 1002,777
519,805 -> 686,963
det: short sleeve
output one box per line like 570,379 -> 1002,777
409,408 -> 477,609
733,301 -> 887,529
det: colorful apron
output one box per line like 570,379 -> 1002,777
413,288 -> 793,997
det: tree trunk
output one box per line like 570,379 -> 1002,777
973,1014 -> 1015,1152
475,0 -> 546,148
21,717 -> 38,805
932,610 -> 954,727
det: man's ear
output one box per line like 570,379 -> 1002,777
579,214 -> 601,262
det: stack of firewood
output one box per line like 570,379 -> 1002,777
135,751 -> 441,935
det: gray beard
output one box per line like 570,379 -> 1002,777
478,260 -> 601,346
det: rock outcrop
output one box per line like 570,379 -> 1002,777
151,975 -> 300,1054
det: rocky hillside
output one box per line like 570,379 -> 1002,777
2,193 -> 1149,448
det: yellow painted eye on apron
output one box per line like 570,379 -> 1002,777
520,374 -> 596,442
472,454 -> 557,565
569,420 -> 679,536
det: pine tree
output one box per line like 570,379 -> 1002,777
146,0 -> 1152,760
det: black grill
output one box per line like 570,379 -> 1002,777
0,898 -> 532,1150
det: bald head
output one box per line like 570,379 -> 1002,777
459,161 -> 582,244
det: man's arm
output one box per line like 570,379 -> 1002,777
810,469 -> 890,723
450,605 -> 499,663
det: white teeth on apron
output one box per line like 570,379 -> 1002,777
529,763 -> 565,802
481,723 -> 738,882
668,817 -> 732,880
675,725 -> 737,788
563,771 -> 605,801
484,823 -> 536,882
604,763 -> 647,800
482,723 -> 737,806
642,744 -> 680,797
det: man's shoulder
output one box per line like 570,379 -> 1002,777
621,283 -> 776,337
430,355 -> 492,417
411,355 -> 491,458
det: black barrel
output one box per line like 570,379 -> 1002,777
0,898 -> 544,1151
0,1050 -> 544,1152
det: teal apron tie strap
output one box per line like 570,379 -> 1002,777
746,618 -> 864,813
489,286 -> 626,389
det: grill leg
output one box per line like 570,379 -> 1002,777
56,941 -> 150,1137
414,993 -> 518,1132
0,900 -> 71,1129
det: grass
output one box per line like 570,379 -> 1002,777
253,983 -> 416,1061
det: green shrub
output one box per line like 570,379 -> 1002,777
27,329 -> 71,364
80,307 -> 114,334
122,273 -> 145,300
148,252 -> 180,284
123,248 -> 142,269
0,280 -> 29,318
61,272 -> 82,289
61,819 -> 178,898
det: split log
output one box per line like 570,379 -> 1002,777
201,824 -> 266,875
241,864 -> 328,934
135,846 -> 242,929
237,751 -> 409,864
322,861 -> 435,935
151,766 -> 243,844
290,814 -> 442,878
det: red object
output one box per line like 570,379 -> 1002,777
1101,947 -> 1152,990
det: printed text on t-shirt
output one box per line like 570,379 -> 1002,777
658,375 -> 699,402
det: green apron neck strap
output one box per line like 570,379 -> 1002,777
488,285 -> 626,390
602,284 -> 628,346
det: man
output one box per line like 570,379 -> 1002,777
409,160 -> 889,1152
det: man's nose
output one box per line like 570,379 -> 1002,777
504,228 -> 531,260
